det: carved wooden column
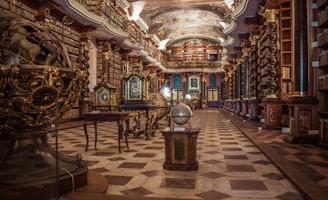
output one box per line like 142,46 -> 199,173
240,38 -> 250,118
79,34 -> 93,117
182,73 -> 187,96
260,8 -> 279,98
231,58 -> 238,113
259,5 -> 282,129
235,58 -> 242,114
248,27 -> 260,121
228,71 -> 233,110
201,73 -> 207,108
220,77 -> 227,108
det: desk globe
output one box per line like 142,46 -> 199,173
170,102 -> 192,127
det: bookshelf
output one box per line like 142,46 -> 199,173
110,48 -> 122,99
166,40 -> 221,69
11,0 -> 35,21
279,0 -> 293,100
317,0 -> 328,146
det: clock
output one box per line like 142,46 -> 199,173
94,82 -> 117,110
132,87 -> 139,93
128,76 -> 142,100
122,65 -> 150,104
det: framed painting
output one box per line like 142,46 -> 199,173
189,76 -> 199,91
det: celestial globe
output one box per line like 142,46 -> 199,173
170,103 -> 192,126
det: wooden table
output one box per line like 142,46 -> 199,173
83,111 -> 130,153
118,103 -> 157,139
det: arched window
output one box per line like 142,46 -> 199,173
174,74 -> 181,87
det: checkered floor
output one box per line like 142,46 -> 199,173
50,109 -> 307,200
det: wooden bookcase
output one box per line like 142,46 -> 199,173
166,40 -> 221,69
0,0 -> 10,11
279,0 -> 294,100
109,50 -> 122,99
316,0 -> 328,145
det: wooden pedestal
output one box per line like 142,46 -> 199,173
318,112 -> 328,148
161,127 -> 199,171
248,99 -> 260,121
261,98 -> 283,129
241,100 -> 249,118
284,96 -> 319,143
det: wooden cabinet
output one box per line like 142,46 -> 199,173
161,127 -> 199,171
279,0 -> 293,100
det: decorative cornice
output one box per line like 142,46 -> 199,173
63,0 -> 129,38
232,0 -> 250,18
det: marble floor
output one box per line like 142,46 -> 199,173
43,108 -> 328,200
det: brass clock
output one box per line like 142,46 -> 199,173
122,65 -> 150,104
94,82 -> 117,110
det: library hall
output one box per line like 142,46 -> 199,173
1,0 -> 328,200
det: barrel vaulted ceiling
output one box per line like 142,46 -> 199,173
125,0 -> 263,72
38,0 -> 264,71
128,0 -> 244,47
126,0 -> 262,49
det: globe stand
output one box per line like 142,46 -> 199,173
48,115 -> 71,200
161,103 -> 199,171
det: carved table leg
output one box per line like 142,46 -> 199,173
83,120 -> 89,152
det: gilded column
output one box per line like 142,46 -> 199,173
81,39 -> 90,100
249,34 -> 259,99
201,74 -> 207,101
261,8 -> 279,98
241,46 -> 250,100
228,71 -> 233,100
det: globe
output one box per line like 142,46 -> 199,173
0,12 -> 88,188
148,93 -> 168,120
0,12 -> 87,133
170,103 -> 193,126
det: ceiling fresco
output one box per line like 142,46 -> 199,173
126,0 -> 254,48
